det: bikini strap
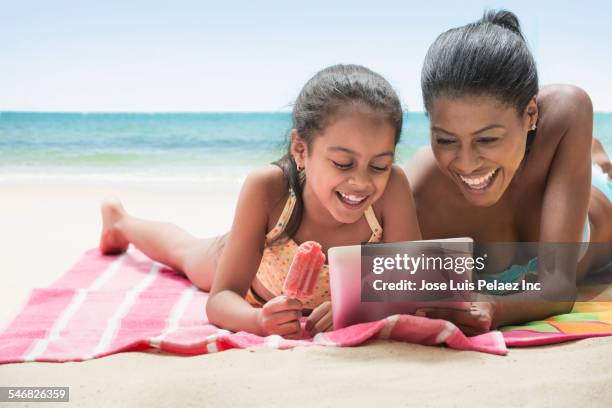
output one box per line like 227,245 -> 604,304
364,206 -> 383,243
265,189 -> 297,242
266,193 -> 382,243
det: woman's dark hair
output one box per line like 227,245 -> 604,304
272,64 -> 403,241
421,10 -> 539,116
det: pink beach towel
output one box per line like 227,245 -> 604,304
0,248 -> 507,363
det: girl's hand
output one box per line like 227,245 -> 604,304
414,302 -> 495,336
256,295 -> 303,339
305,300 -> 333,336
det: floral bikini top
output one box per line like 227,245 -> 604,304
244,189 -> 383,309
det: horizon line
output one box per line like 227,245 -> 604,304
2,110 -> 612,115
0,109 -> 430,115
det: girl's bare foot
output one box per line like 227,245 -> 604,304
99,198 -> 130,255
591,137 -> 612,180
596,160 -> 612,181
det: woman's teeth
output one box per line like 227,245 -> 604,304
338,191 -> 367,205
459,168 -> 498,190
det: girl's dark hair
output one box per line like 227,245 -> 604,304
272,64 -> 403,241
421,10 -> 538,115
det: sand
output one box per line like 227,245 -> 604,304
1,180 -> 611,407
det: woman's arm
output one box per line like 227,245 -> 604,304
492,86 -> 594,327
539,85 -> 593,245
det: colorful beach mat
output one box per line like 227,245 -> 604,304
502,269 -> 612,346
0,249 -> 610,363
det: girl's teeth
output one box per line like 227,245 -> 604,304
339,192 -> 367,204
459,169 -> 497,189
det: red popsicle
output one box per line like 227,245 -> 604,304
283,241 -> 326,299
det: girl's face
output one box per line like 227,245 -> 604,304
429,95 -> 537,207
292,110 -> 397,225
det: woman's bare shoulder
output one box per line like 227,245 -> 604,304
403,147 -> 449,197
538,85 -> 593,138
539,84 -> 592,111
374,164 -> 411,210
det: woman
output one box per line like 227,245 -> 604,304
405,10 -> 611,334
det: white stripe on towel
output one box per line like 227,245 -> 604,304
493,330 -> 506,351
23,253 -> 127,362
265,334 -> 283,349
204,330 -> 230,353
149,285 -> 199,348
83,262 -> 160,360
435,321 -> 456,344
377,315 -> 399,340
313,332 -> 337,346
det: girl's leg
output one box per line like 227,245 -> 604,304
99,198 -> 226,291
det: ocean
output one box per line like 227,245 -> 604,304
1,112 -> 611,188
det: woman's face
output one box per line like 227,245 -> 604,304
429,94 -> 536,207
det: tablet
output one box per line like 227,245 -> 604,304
328,238 -> 474,330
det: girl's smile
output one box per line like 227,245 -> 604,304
336,191 -> 369,207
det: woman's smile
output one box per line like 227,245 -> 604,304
456,167 -> 500,192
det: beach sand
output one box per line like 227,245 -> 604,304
1,181 -> 611,407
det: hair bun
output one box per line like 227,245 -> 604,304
481,9 -> 523,38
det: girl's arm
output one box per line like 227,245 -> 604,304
379,165 -> 423,242
206,168 -> 301,336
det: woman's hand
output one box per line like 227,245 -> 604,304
415,302 -> 495,336
256,295 -> 303,339
305,301 -> 333,336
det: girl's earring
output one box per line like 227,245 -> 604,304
530,123 -> 537,131
297,165 -> 306,185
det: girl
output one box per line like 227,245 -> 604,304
406,10 -> 612,334
100,64 -> 422,339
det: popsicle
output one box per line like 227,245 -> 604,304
283,241 -> 326,299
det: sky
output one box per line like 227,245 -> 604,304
1,0 -> 612,112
